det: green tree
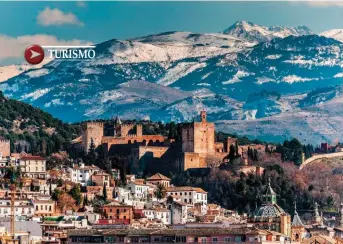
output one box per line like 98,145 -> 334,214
69,184 -> 83,205
103,183 -> 108,201
235,141 -> 239,157
87,138 -> 97,163
228,145 -> 235,162
154,183 -> 166,200
52,188 -> 62,201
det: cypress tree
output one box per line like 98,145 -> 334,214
235,140 -> 239,157
103,183 -> 107,201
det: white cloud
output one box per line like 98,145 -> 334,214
37,7 -> 84,26
297,1 -> 343,7
0,34 -> 92,62
76,1 -> 87,8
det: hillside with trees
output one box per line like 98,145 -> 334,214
0,91 -> 82,155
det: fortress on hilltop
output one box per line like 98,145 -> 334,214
75,111 -> 258,175
81,117 -> 165,153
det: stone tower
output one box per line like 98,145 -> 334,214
0,139 -> 10,158
181,111 -> 215,154
82,122 -> 104,152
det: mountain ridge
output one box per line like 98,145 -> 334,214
1,20 -> 343,143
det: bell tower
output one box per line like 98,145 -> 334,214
262,178 -> 277,204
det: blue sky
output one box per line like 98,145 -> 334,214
1,1 -> 343,65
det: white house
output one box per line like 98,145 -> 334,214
142,207 -> 171,225
166,196 -> 188,224
166,186 -> 207,206
68,163 -> 101,186
0,199 -> 34,219
127,180 -> 150,201
19,156 -> 47,179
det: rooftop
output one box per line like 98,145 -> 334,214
68,226 -> 271,237
20,156 -> 45,161
147,173 -> 171,181
166,186 -> 207,193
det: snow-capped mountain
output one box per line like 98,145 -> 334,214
0,58 -> 52,83
223,21 -> 313,43
1,21 -> 343,143
320,29 -> 343,43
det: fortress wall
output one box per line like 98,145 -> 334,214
0,140 -> 10,157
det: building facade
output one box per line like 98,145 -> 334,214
19,156 -> 47,179
102,202 -> 134,224
166,186 -> 207,206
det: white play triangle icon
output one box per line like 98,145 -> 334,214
30,50 -> 41,59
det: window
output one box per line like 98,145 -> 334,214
212,237 -> 218,242
176,236 -> 186,242
117,209 -> 120,214
224,237 -> 230,242
123,216 -> 126,219
201,237 -> 207,242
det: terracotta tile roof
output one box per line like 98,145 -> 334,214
68,226 -> 272,237
21,156 -> 45,161
147,173 -> 171,181
166,186 -> 207,193
73,165 -> 100,170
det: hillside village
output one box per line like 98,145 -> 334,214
0,111 -> 341,244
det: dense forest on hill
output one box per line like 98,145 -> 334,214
171,165 -> 337,217
0,91 -> 82,155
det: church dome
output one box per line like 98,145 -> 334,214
254,203 -> 286,218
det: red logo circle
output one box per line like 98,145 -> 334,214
24,45 -> 45,65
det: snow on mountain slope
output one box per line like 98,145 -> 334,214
0,58 -> 52,82
320,29 -> 343,43
223,21 -> 313,43
91,32 -> 254,66
2,33 -> 343,124
216,95 -> 343,144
